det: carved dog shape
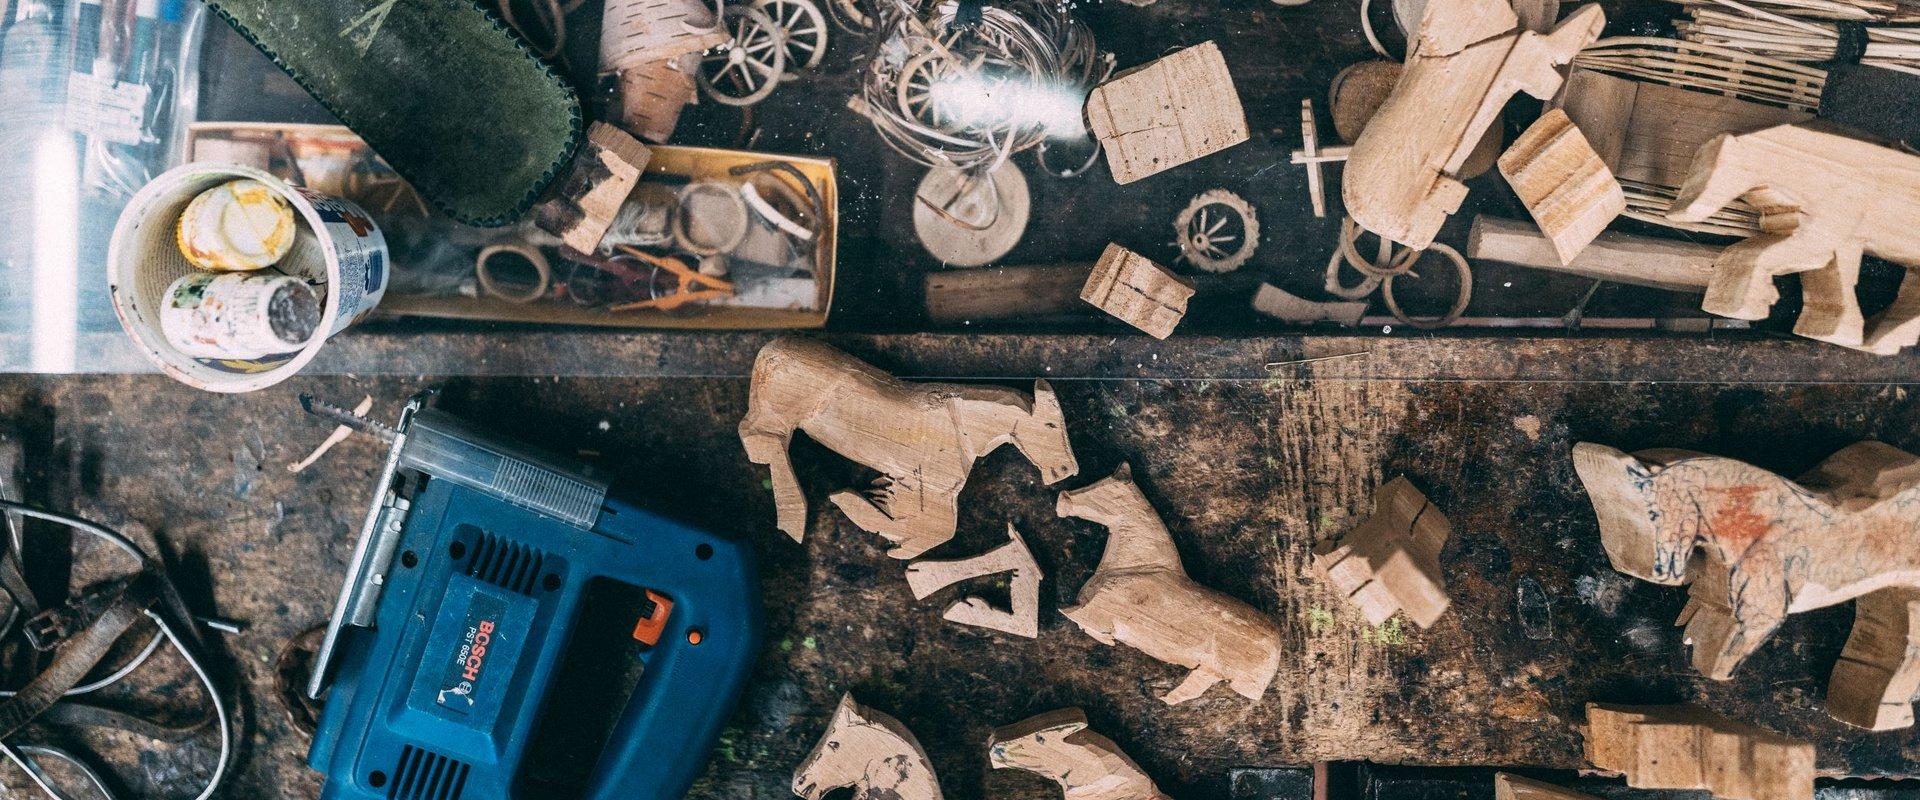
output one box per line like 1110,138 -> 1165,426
1344,0 -> 1604,248
1056,464 -> 1283,704
1668,123 -> 1920,354
740,337 -> 1078,559
1574,441 -> 1920,685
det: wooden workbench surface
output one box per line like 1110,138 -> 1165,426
2,333 -> 1918,798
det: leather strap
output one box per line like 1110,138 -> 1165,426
0,579 -> 154,740
40,700 -> 212,742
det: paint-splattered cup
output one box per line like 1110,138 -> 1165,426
108,163 -> 389,392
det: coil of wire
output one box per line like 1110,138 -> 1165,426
854,0 -> 1106,173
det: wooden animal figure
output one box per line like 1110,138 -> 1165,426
1666,122 -> 1920,354
1343,0 -> 1604,248
1055,464 -> 1284,704
1574,441 -> 1920,729
793,693 -> 944,800
740,337 -> 1079,559
988,708 -> 1170,800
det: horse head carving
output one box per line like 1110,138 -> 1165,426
792,693 -> 943,800
1571,443 -> 1708,586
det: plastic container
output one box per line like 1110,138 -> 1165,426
107,163 -> 388,392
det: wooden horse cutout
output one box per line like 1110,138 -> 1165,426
988,708 -> 1170,800
1343,0 -> 1604,248
1574,441 -> 1920,729
1667,122 -> 1920,354
740,337 -> 1079,559
1055,464 -> 1284,704
793,693 -> 944,800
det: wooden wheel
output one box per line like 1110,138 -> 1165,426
753,0 -> 828,77
700,5 -> 788,107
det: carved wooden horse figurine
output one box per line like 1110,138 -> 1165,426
1667,122 -> 1920,354
1056,464 -> 1284,704
740,337 -> 1078,559
1343,0 -> 1604,248
793,693 -> 944,800
1575,441 -> 1920,729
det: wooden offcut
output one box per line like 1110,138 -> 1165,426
739,338 -> 1079,559
793,694 -> 944,800
925,263 -> 1094,324
988,708 -> 1170,800
1495,773 -> 1597,800
1056,464 -> 1284,705
1496,110 -> 1624,264
1584,704 -> 1812,800
1574,440 -> 1920,728
1080,245 -> 1195,339
1343,0 -> 1603,248
1085,42 -> 1249,184
1313,476 -> 1452,629
535,123 -> 652,255
904,523 -> 1043,638
1467,215 -> 1716,293
1830,588 -> 1920,731
1667,122 -> 1920,355
1251,284 -> 1367,326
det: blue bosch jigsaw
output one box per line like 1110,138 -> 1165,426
302,392 -> 760,800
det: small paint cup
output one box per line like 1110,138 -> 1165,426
175,178 -> 299,272
109,163 -> 389,392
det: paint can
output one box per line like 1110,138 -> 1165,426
108,163 -> 389,393
160,273 -> 323,360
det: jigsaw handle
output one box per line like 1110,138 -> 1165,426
582,515 -> 760,800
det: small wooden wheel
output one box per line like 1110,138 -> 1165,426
700,5 -> 788,107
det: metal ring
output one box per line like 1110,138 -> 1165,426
1382,243 -> 1473,329
475,243 -> 552,304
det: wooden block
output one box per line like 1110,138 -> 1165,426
1080,245 -> 1195,339
1583,704 -> 1813,800
535,123 -> 652,255
1496,110 -> 1625,264
1667,122 -> 1920,354
599,0 -> 727,73
905,522 -> 1043,638
1056,464 -> 1284,705
1495,773 -> 1598,800
988,708 -> 1170,800
1574,440 -> 1920,731
615,54 -> 698,144
1313,476 -> 1451,629
740,338 -> 1079,558
1251,284 -> 1366,326
1085,42 -> 1249,185
1467,215 -> 1716,293
794,693 -> 944,800
1830,588 -> 1920,730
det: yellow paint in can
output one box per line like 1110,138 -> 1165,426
175,179 -> 297,271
